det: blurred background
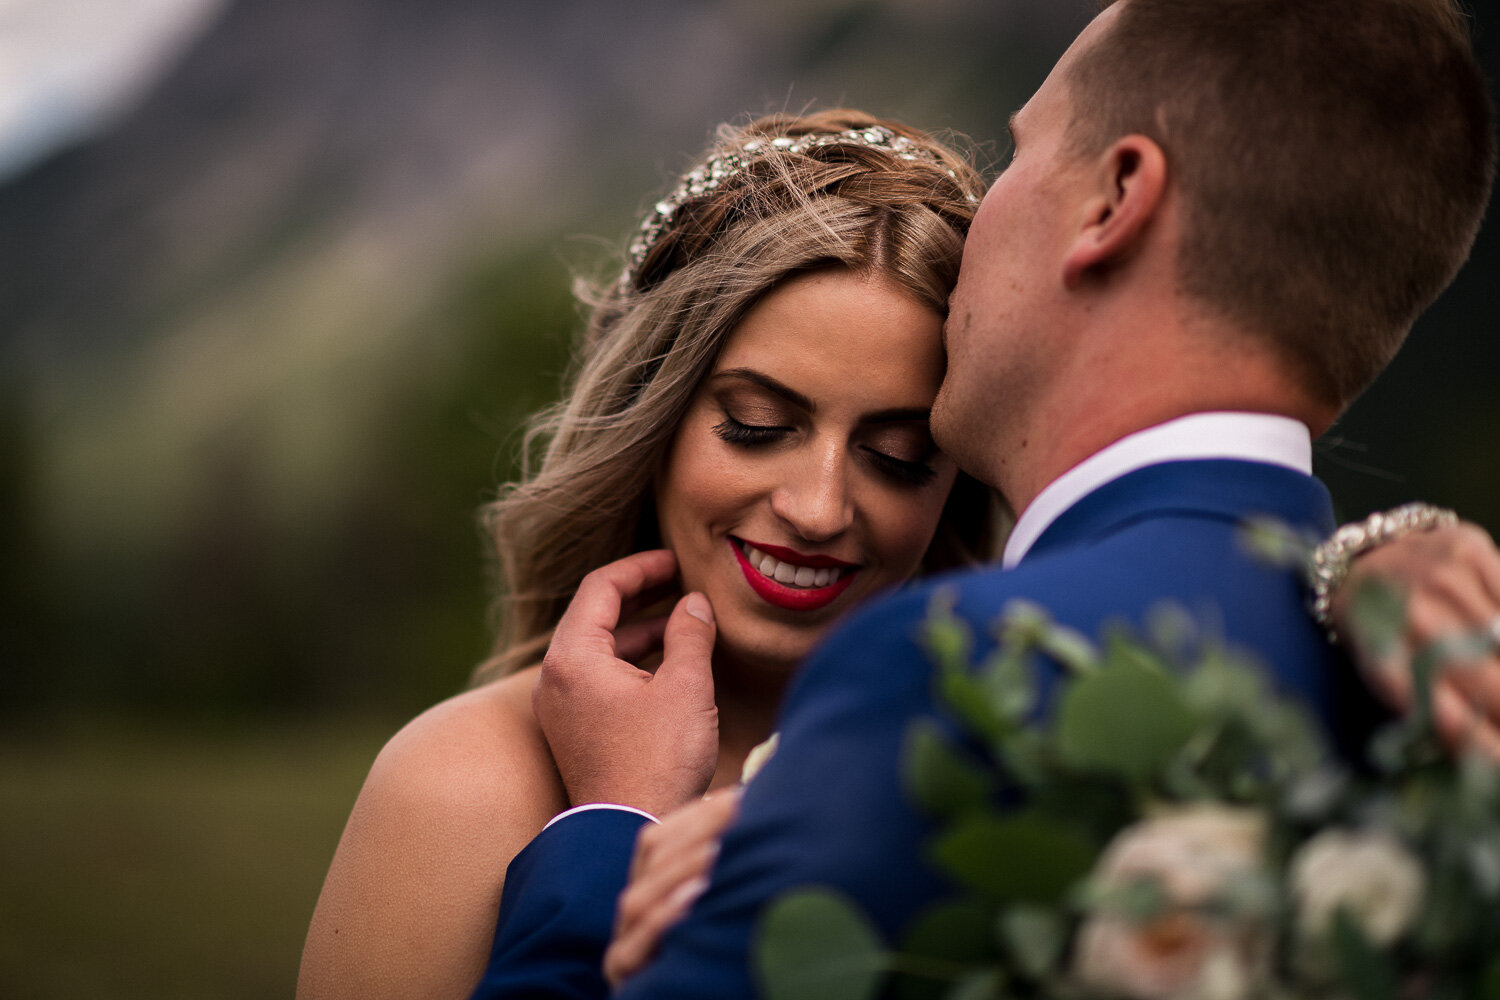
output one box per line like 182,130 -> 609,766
0,0 -> 1494,995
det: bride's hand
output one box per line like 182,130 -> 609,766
604,788 -> 742,988
534,549 -> 720,817
1332,521 -> 1500,759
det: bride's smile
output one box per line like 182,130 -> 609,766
653,268 -> 958,674
729,537 -> 858,611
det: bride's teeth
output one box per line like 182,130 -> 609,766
742,542 -> 847,590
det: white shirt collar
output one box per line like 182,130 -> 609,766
1000,412 -> 1313,569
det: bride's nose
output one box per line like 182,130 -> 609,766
770,443 -> 854,543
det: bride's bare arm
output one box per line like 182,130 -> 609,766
296,669 -> 568,1000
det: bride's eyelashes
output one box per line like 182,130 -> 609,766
712,414 -> 938,488
712,415 -> 788,447
862,448 -> 937,488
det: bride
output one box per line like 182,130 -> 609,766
297,109 -> 999,999
297,109 -> 1500,1000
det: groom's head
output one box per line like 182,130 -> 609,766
1062,0 -> 1493,409
936,0 -> 1493,505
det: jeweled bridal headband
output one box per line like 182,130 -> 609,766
619,124 -> 973,290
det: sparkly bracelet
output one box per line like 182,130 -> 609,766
1309,502 -> 1458,638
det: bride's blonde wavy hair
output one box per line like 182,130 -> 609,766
472,109 -> 1001,683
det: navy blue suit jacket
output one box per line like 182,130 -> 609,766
472,459 -> 1357,999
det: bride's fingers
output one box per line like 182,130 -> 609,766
1430,521 -> 1500,608
1433,679 -> 1500,763
609,792 -> 741,986
605,872 -> 710,987
617,835 -> 719,935
1401,576 -> 1500,731
626,794 -> 739,911
1436,653 -> 1500,731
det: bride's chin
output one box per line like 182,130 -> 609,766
713,630 -> 818,680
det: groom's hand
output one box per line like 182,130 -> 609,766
1335,521 -> 1500,759
535,549 -> 720,817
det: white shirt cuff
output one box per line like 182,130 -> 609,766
542,802 -> 660,831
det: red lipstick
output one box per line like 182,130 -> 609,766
730,538 -> 858,612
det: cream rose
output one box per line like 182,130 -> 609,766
1072,806 -> 1270,1000
1289,828 -> 1425,946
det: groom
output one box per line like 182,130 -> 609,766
473,1 -> 1495,997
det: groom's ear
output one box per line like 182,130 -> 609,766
1061,134 -> 1167,289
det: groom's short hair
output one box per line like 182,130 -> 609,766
1066,0 -> 1495,409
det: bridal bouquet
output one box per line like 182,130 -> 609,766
755,531 -> 1500,1000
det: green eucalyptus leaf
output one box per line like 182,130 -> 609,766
944,969 -> 1006,1000
940,668 -> 1013,744
1180,653 -> 1265,717
1080,873 -> 1168,923
1282,766 -> 1350,822
1238,516 -> 1314,569
891,898 -> 1003,1000
1145,602 -> 1200,659
997,905 -> 1066,981
930,812 -> 1094,903
901,898 -> 1002,965
1480,956 -> 1500,1000
1344,577 -> 1406,657
1035,621 -> 1099,676
995,599 -> 1052,646
922,596 -> 975,676
1460,753 -> 1500,810
904,718 -> 997,819
1100,628 -> 1173,675
991,727 -> 1049,789
1331,907 -> 1397,1000
1057,654 -> 1196,783
1466,834 -> 1500,898
978,644 -> 1037,723
756,889 -> 888,1000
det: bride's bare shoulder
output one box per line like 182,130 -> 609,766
368,666 -> 564,821
297,668 -> 567,999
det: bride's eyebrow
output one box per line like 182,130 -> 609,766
712,369 -> 814,412
711,368 -> 932,424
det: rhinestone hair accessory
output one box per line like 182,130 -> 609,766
620,124 -> 970,290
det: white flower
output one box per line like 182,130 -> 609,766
1290,829 -> 1425,946
1072,806 -> 1270,1000
739,732 -> 779,783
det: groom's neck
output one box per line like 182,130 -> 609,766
993,334 -> 1332,519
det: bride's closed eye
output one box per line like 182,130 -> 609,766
860,425 -> 938,488
712,414 -> 790,447
861,447 -> 937,488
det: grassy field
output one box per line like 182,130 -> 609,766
0,715 -> 396,999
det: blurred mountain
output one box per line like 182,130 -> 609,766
0,0 -> 1082,714
0,0 -> 1494,717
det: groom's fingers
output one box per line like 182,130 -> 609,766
654,593 -> 717,700
550,549 -> 680,661
613,615 -> 671,665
